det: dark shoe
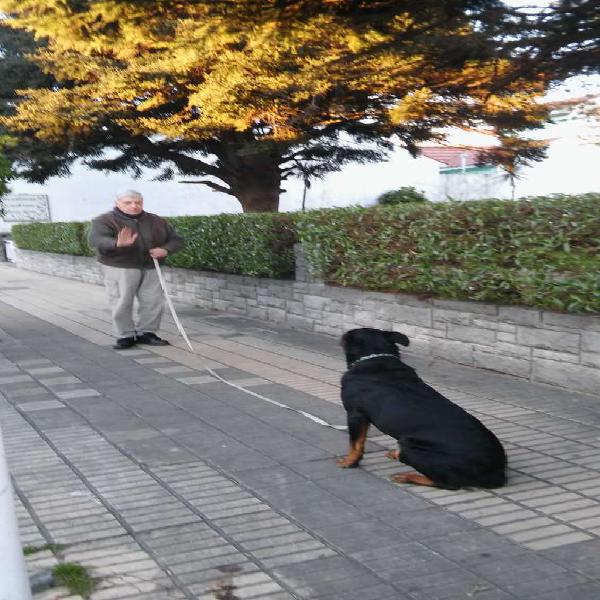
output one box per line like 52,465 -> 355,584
136,332 -> 169,346
113,336 -> 137,350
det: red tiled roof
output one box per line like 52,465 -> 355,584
419,146 -> 485,168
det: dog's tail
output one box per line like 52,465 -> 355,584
387,331 -> 410,347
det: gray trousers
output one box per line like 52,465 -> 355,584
102,266 -> 164,338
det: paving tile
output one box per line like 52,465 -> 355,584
55,388 -> 101,399
0,374 -> 34,384
39,375 -> 81,385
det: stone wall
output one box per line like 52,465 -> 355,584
15,247 -> 600,395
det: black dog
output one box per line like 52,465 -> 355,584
338,328 -> 506,490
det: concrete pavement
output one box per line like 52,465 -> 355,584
2,263 -> 600,599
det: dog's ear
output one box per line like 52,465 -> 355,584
386,331 -> 410,347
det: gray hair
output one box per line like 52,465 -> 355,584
115,189 -> 143,201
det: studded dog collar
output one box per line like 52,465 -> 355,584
350,353 -> 399,368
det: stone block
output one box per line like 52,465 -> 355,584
232,297 -> 247,310
361,292 -> 397,306
352,310 -> 381,328
388,305 -> 432,327
257,295 -> 286,309
532,360 -> 600,395
314,324 -> 342,337
542,312 -> 600,332
305,308 -> 327,321
286,300 -> 305,315
341,318 -> 360,331
432,309 -> 472,325
247,307 -> 268,320
319,312 -> 343,326
404,336 -> 433,357
433,298 -> 498,316
473,351 -> 530,378
495,342 -> 531,358
204,278 -> 223,291
473,319 -> 517,333
431,339 -> 474,366
391,324 -> 446,340
581,352 -> 600,369
238,285 -> 258,299
498,306 -> 541,326
267,284 -> 294,300
324,285 -> 362,303
582,332 -> 600,353
213,300 -> 233,311
267,307 -> 286,323
304,295 -> 330,311
497,332 -> 517,343
432,320 -> 448,332
516,327 -> 579,353
328,300 -> 354,315
447,324 -> 496,345
286,315 -> 315,331
532,349 -> 580,364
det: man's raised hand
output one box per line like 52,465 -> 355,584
116,227 -> 138,247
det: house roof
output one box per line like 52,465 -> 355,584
419,146 -> 485,168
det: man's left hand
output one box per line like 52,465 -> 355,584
149,247 -> 168,259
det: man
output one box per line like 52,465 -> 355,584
88,190 -> 184,349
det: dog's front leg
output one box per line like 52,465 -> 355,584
337,416 -> 369,468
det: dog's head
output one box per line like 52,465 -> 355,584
341,328 -> 410,367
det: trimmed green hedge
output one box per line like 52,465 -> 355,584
11,194 -> 600,313
11,222 -> 93,257
165,213 -> 297,277
12,213 -> 297,279
296,194 -> 600,313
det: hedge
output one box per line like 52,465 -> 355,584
295,193 -> 600,313
11,222 -> 93,257
10,194 -> 600,313
165,213 -> 297,277
12,213 -> 298,279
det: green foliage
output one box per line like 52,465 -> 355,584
295,194 -> 600,314
0,151 -> 10,201
0,135 -> 16,203
13,213 -> 298,278
166,213 -> 298,277
52,563 -> 95,599
376,187 -> 428,205
11,222 -> 92,256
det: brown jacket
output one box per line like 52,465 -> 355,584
88,209 -> 184,269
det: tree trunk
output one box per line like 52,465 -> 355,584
213,136 -> 285,212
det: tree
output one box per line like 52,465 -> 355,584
503,0 -> 599,82
0,1 -> 568,212
0,22 -> 58,206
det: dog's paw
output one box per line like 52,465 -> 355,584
391,471 -> 435,487
337,457 -> 360,469
385,449 -> 400,461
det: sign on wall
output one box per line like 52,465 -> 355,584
1,194 -> 51,222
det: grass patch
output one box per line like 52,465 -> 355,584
23,543 -> 66,556
53,563 -> 96,598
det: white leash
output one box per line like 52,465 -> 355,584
152,258 -> 347,431
153,258 -> 195,353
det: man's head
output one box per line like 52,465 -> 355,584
115,190 -> 144,216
